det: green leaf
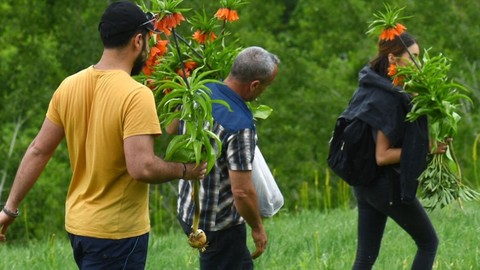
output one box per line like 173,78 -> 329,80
250,104 -> 273,120
165,134 -> 189,161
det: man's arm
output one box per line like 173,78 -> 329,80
229,170 -> 267,259
4,118 -> 64,212
124,134 -> 206,183
165,118 -> 179,135
1,118 -> 65,239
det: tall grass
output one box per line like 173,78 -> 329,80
473,133 -> 480,183
1,201 -> 479,269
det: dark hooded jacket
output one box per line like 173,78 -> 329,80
341,65 -> 429,203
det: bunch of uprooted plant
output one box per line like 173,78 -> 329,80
368,4 -> 479,210
395,50 -> 480,210
135,0 -> 272,252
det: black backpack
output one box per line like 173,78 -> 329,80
327,117 -> 378,186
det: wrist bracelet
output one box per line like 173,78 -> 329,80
181,163 -> 187,179
2,207 -> 19,218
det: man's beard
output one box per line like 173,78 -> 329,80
131,43 -> 148,76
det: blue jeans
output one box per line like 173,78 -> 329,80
179,218 -> 253,270
352,175 -> 438,270
68,233 -> 149,270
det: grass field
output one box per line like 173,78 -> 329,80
1,201 -> 479,269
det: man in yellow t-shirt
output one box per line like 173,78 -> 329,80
0,2 -> 206,269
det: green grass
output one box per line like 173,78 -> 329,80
1,201 -> 479,269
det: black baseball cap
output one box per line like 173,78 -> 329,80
98,1 -> 159,38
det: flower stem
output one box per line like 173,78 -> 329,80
399,36 -> 421,70
192,180 -> 200,232
221,20 -> 226,48
448,140 -> 463,181
474,133 -> 480,181
171,28 -> 190,89
171,28 -> 202,233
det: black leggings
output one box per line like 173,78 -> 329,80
352,181 -> 439,270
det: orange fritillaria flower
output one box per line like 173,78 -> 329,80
214,8 -> 239,22
184,61 -> 198,71
142,40 -> 169,76
387,63 -> 397,77
393,76 -> 403,86
176,69 -> 191,78
387,63 -> 403,86
142,57 -> 156,76
214,8 -> 228,20
193,30 -> 205,43
176,61 -> 198,78
153,40 -> 169,56
142,66 -> 151,75
155,12 -> 185,35
392,76 -> 404,86
395,23 -> 406,35
380,23 -> 407,41
380,28 -> 397,41
192,30 -> 217,44
227,9 -> 239,21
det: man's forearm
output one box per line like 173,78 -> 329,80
6,145 -> 53,209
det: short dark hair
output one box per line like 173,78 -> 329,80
98,1 -> 152,48
370,32 -> 417,78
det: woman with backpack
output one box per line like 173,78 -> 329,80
342,31 -> 449,270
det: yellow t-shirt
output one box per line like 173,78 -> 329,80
46,66 -> 161,239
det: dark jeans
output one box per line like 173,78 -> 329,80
352,178 -> 438,270
68,233 -> 149,270
179,218 -> 253,270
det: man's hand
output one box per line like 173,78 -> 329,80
250,225 -> 267,259
0,211 -> 15,242
229,170 -> 267,259
184,162 -> 208,180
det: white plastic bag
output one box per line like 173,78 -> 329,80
252,146 -> 284,217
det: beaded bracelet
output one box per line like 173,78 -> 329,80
2,207 -> 19,218
181,163 -> 187,179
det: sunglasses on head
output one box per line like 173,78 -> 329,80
138,12 -> 156,29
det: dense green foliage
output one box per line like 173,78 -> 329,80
1,0 -> 479,240
1,202 -> 480,269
